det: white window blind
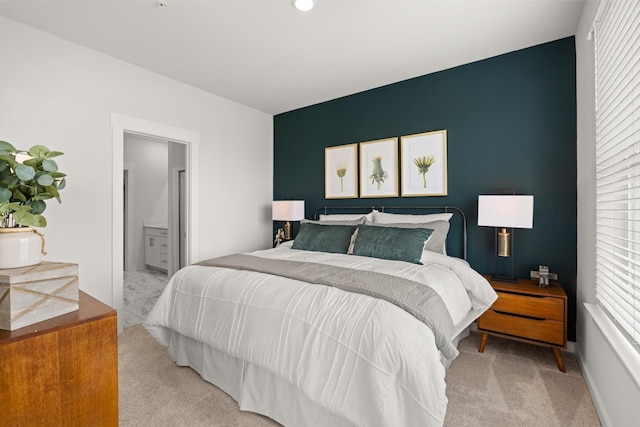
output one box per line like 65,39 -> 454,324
594,0 -> 640,349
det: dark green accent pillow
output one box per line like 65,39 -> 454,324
351,224 -> 433,264
364,219 -> 448,255
291,222 -> 357,254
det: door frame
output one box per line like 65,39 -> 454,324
170,167 -> 187,272
122,164 -> 136,273
111,113 -> 200,333
122,168 -> 129,271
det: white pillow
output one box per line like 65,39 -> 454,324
278,240 -> 294,248
372,211 -> 453,224
302,218 -> 364,226
319,210 -> 377,222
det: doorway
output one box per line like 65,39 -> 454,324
122,135 -> 186,327
111,113 -> 200,333
122,136 -> 186,274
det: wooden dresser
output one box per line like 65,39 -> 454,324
477,276 -> 568,372
0,291 -> 118,426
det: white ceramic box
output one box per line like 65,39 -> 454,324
0,262 -> 79,331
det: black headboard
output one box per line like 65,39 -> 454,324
313,205 -> 468,260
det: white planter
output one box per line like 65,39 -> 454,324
0,227 -> 44,269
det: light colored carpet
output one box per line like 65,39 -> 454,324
118,325 -> 601,426
445,332 -> 600,426
118,324 -> 278,427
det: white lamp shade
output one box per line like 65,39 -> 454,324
478,195 -> 534,229
272,200 -> 305,221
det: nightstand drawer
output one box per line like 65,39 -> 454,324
493,291 -> 564,321
479,309 -> 564,346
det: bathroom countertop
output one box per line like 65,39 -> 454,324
143,221 -> 168,229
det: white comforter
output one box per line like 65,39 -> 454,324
145,246 -> 496,427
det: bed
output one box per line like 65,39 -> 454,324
144,206 -> 497,427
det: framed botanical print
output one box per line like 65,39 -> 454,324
325,143 -> 358,199
400,130 -> 447,197
359,137 -> 398,198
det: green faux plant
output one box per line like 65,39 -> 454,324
0,141 -> 66,228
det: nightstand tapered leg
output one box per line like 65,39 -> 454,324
551,347 -> 566,373
478,332 -> 489,353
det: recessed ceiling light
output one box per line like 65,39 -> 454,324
292,0 -> 315,12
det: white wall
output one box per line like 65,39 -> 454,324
0,15 -> 273,306
124,134 -> 169,270
575,2 -> 640,426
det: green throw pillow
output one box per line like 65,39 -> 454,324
351,224 -> 433,264
364,219 -> 448,255
291,222 -> 357,254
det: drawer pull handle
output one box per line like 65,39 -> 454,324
494,310 -> 545,321
499,290 -> 547,298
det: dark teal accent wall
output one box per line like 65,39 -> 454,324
274,37 -> 577,341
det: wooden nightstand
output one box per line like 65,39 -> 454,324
0,291 -> 118,426
477,275 -> 568,372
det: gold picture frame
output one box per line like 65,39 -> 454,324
359,137 -> 399,198
400,130 -> 448,197
325,143 -> 358,199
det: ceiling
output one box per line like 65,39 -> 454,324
0,0 -> 586,115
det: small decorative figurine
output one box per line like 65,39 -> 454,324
274,228 -> 285,247
530,265 -> 557,287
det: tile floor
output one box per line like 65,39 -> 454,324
122,268 -> 169,328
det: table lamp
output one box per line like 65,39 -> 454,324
478,194 -> 534,282
272,200 -> 305,240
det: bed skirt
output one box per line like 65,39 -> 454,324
164,326 -> 469,427
167,330 -> 357,427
